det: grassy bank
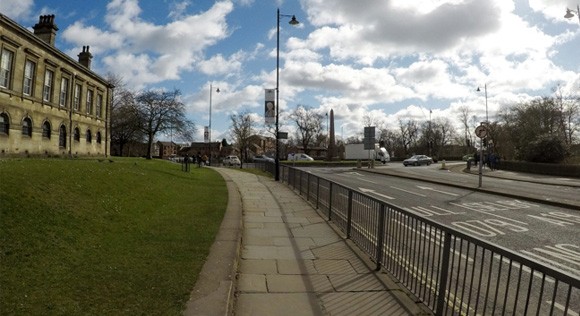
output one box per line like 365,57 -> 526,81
0,158 -> 227,315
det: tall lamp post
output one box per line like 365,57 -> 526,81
564,4 -> 580,23
208,83 -> 219,166
476,84 -> 489,187
476,84 -> 488,124
275,9 -> 299,181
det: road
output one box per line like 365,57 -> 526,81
304,164 -> 580,279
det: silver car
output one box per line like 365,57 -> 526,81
223,155 -> 241,166
403,155 -> 433,166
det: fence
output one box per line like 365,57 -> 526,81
274,164 -> 579,316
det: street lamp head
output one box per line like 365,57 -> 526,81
216,87 -> 220,93
476,87 -> 481,92
289,15 -> 299,25
564,8 -> 575,19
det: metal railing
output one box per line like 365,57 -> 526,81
277,165 -> 579,316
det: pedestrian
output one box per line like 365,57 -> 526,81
183,154 -> 190,172
202,154 -> 208,166
197,152 -> 202,168
488,152 -> 495,171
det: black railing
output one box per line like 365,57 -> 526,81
274,165 -> 579,316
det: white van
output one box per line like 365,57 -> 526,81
287,153 -> 314,161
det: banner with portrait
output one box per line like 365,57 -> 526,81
265,89 -> 275,125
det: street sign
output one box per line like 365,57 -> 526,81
475,125 -> 487,139
364,126 -> 375,138
363,126 -> 375,150
277,132 -> 288,139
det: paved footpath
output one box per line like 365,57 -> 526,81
202,168 -> 431,316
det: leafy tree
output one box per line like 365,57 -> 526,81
501,97 -> 573,161
521,134 -> 567,163
134,89 -> 192,159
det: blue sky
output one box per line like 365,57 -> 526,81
2,0 -> 579,143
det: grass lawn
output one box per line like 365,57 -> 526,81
0,157 -> 227,315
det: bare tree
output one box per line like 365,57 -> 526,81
554,85 -> 580,146
398,119 -> 419,155
291,105 -> 323,154
363,113 -> 384,129
106,73 -> 144,156
230,112 -> 255,166
134,89 -> 192,159
457,105 -> 475,147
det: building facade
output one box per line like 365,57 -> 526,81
0,14 -> 112,157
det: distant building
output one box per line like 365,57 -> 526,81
0,14 -> 112,157
157,141 -> 178,159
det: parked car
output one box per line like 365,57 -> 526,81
253,155 -> 275,163
403,155 -> 433,166
223,155 -> 241,166
287,153 -> 314,161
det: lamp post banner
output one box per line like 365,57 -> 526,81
204,126 -> 209,143
265,89 -> 275,125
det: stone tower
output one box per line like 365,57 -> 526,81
327,109 -> 336,160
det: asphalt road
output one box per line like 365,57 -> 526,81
305,164 -> 580,279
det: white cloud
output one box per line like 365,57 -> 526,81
58,0 -> 235,88
0,0 -> 34,20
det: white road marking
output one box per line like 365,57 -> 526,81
417,185 -> 459,196
358,187 -> 396,200
390,186 -> 426,197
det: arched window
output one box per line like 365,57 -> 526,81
0,113 -> 9,135
74,127 -> 80,142
59,125 -> 66,147
21,117 -> 32,137
42,121 -> 51,139
86,129 -> 92,143
96,131 -> 102,144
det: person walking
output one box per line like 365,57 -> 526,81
183,154 -> 190,172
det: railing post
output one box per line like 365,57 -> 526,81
316,177 -> 320,209
306,173 -> 310,201
299,170 -> 303,195
435,232 -> 452,316
346,190 -> 353,238
328,183 -> 333,221
375,204 -> 386,271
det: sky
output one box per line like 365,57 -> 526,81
2,0 -> 579,144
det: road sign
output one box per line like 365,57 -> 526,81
277,132 -> 288,139
364,126 -> 375,138
475,125 -> 487,139
363,126 -> 375,150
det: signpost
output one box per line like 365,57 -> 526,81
475,124 -> 488,187
363,126 -> 375,168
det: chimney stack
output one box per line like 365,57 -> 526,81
78,46 -> 93,69
33,15 -> 59,46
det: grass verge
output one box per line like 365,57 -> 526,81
0,158 -> 227,315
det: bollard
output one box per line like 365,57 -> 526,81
441,159 -> 446,170
357,159 -> 361,168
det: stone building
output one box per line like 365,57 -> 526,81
0,14 -> 112,157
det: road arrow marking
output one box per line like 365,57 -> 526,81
359,188 -> 396,200
390,186 -> 426,197
417,186 -> 459,196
